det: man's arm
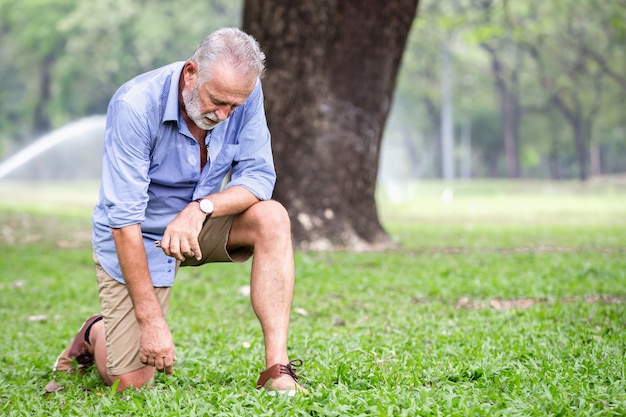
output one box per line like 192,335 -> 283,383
111,224 -> 176,375
159,185 -> 258,261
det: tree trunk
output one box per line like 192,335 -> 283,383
243,0 -> 419,250
590,141 -> 602,177
423,97 -> 442,177
482,43 -> 520,178
552,92 -> 594,181
440,42 -> 455,181
548,147 -> 561,180
572,120 -> 588,181
34,53 -> 54,135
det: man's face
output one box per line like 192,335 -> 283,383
182,62 -> 256,131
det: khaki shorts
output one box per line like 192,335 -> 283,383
95,215 -> 252,376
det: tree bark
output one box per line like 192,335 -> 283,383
423,97 -> 442,177
243,0 -> 419,250
590,140 -> 602,177
481,43 -> 520,178
551,71 -> 603,181
34,53 -> 54,135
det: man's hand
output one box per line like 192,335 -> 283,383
160,202 -> 206,261
139,318 -> 176,376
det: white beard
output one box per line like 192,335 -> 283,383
182,85 -> 220,130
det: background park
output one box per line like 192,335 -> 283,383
0,0 -> 625,415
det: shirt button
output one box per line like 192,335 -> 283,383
168,259 -> 173,264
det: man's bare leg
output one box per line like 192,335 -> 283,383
229,200 -> 302,391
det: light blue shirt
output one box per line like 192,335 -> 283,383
92,61 -> 276,287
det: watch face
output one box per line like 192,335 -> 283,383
200,199 -> 214,214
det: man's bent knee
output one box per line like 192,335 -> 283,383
250,200 -> 290,229
230,200 -> 291,247
239,200 -> 290,232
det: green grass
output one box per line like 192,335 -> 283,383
0,180 -> 625,416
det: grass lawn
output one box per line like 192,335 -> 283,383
0,179 -> 625,416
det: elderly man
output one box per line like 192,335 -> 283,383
53,28 -> 305,395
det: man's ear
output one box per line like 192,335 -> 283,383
183,61 -> 199,87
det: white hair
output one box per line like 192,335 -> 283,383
191,27 -> 266,83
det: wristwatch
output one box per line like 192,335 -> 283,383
195,198 -> 214,217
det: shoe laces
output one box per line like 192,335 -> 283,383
277,359 -> 303,382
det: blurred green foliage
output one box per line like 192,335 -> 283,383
0,0 -> 242,148
385,0 -> 625,180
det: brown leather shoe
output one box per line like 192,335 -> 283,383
53,314 -> 103,372
256,359 -> 308,395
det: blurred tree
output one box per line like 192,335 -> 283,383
54,0 -> 241,121
243,0 -> 419,250
470,110 -> 503,177
580,2 -> 626,94
387,0 -> 448,179
0,0 -> 75,137
393,0 -> 625,181
523,0 -> 618,180
0,0 -> 241,148
475,5 -> 522,178
455,1 -> 544,179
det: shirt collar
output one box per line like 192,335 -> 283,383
162,61 -> 186,123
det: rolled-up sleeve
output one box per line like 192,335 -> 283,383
225,82 -> 276,200
102,100 -> 153,228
